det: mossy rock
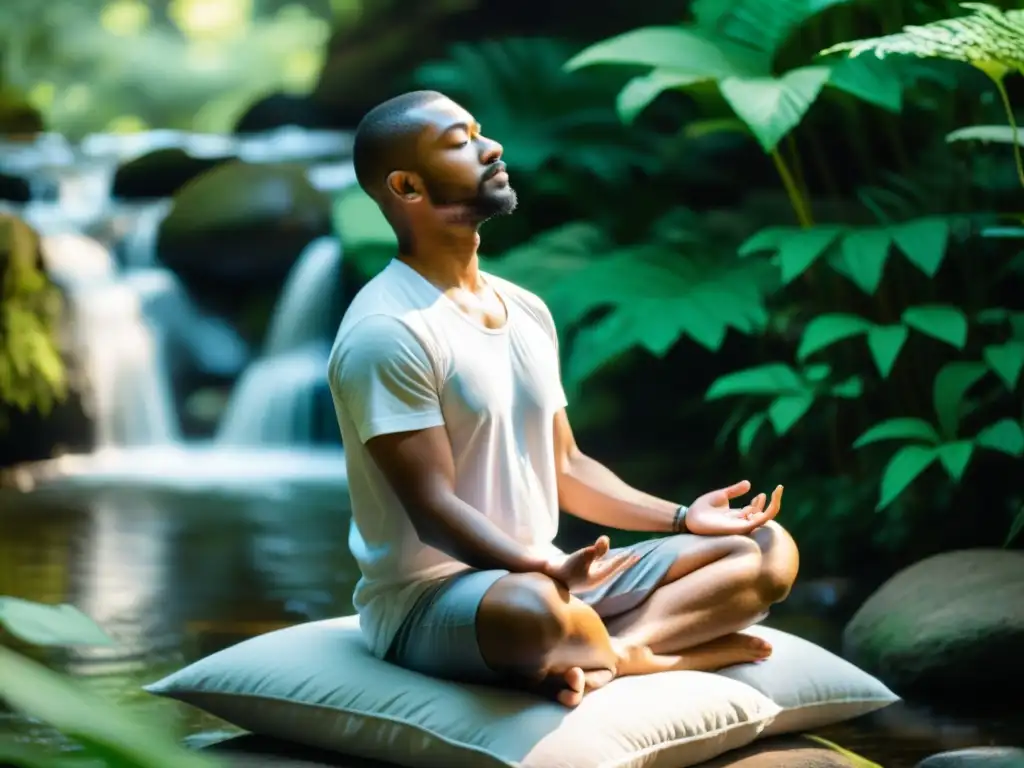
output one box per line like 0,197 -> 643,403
112,148 -> 232,201
156,160 -> 333,291
843,549 -> 1024,702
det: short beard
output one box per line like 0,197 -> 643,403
426,176 -> 518,226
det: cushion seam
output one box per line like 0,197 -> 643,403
162,688 -> 780,768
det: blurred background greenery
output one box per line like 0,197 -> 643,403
1,0 -> 1023,766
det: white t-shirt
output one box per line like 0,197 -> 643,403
327,258 -> 568,658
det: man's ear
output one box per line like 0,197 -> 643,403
386,171 -> 422,202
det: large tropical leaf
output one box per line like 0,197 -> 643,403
417,38 -> 654,181
490,213 -> 777,391
692,0 -> 854,59
719,67 -> 832,152
566,26 -> 766,80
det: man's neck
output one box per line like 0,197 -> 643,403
400,226 -> 484,292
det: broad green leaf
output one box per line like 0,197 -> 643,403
1007,506 -> 1024,546
946,125 -> 1024,147
692,0 -> 854,59
566,27 -> 765,79
797,313 -> 872,360
738,226 -> 793,255
706,363 -> 805,400
877,445 -> 936,511
0,742 -> 92,768
853,417 -> 941,448
866,325 -> 908,378
902,305 -> 968,349
767,393 -> 815,435
933,361 -> 988,439
976,418 -> 1024,457
548,248 -> 774,360
831,375 -> 864,398
738,226 -> 842,283
937,441 -> 974,482
718,66 -> 832,152
840,228 -> 892,295
890,217 -> 950,277
802,363 -> 831,383
564,311 -> 645,392
983,341 -> 1024,389
738,412 -> 767,455
0,646 -> 219,768
0,598 -> 112,647
826,55 -> 903,112
617,70 -> 706,123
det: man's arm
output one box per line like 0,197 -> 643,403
553,408 -> 680,533
366,426 -> 553,573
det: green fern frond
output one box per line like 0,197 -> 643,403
820,3 -> 1024,77
821,3 -> 1024,187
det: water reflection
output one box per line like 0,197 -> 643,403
0,445 -> 354,747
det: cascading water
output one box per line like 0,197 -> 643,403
262,236 -> 342,356
41,233 -> 181,446
216,236 -> 342,446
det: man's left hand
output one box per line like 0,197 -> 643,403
684,480 -> 783,536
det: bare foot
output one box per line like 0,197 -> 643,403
533,666 -> 616,707
615,633 -> 772,676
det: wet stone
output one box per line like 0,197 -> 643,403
917,747 -> 1024,768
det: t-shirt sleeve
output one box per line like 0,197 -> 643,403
516,288 -> 569,410
330,315 -> 445,444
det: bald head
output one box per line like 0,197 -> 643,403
352,90 -> 445,200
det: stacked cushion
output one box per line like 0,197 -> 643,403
146,615 -> 898,768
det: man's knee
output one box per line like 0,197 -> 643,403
477,572 -> 572,676
477,572 -> 614,678
751,521 -> 799,603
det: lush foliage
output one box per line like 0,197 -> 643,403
336,1 -> 1024,572
0,215 -> 67,431
0,598 -> 222,767
0,0 -> 333,136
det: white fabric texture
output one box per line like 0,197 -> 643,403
145,616 -> 782,768
327,259 -> 569,659
717,624 -> 899,734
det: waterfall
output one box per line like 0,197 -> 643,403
216,343 -> 331,446
41,234 -> 180,446
215,236 -> 343,447
262,236 -> 342,356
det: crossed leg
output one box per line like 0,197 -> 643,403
476,521 -> 800,706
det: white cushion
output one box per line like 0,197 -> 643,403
717,625 -> 899,735
145,615 -> 780,768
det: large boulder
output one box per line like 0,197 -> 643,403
843,549 -> 1024,702
156,161 -> 333,293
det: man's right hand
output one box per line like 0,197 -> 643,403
543,536 -> 639,591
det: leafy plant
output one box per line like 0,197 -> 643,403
0,214 -> 67,432
487,211 -> 779,395
564,0 -> 905,227
820,2 -> 1024,186
0,597 -> 220,767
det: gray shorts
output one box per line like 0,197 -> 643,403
385,535 -> 692,684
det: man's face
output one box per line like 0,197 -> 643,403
407,98 -> 517,223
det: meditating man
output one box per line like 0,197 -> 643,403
328,90 -> 800,707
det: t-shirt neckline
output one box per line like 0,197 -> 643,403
390,258 -> 510,336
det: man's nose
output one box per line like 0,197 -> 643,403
480,138 -> 503,165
